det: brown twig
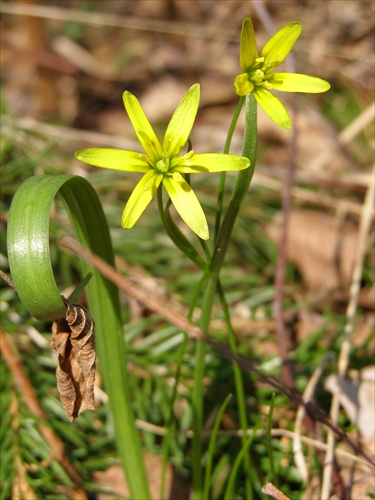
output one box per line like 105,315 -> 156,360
0,270 -> 16,290
0,2 -> 236,41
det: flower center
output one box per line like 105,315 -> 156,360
250,68 -> 265,85
155,151 -> 171,173
247,57 -> 275,89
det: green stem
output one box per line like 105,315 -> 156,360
190,94 -> 257,498
214,97 -> 245,240
211,93 -> 257,274
7,175 -> 150,499
189,271 -> 209,317
224,97 -> 246,156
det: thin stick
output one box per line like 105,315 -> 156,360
0,270 -> 16,290
4,115 -> 138,149
293,353 -> 334,482
133,418 -> 373,470
339,101 -> 375,145
0,2 -> 235,41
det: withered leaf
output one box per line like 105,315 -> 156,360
51,301 -> 96,421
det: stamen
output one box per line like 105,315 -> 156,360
156,152 -> 171,173
184,150 -> 195,161
262,80 -> 273,90
172,150 -> 195,168
251,69 -> 265,85
262,60 -> 272,70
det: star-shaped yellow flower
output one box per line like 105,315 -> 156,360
75,84 -> 249,240
234,18 -> 330,130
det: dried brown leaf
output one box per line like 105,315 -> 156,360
51,301 -> 96,421
266,210 -> 358,291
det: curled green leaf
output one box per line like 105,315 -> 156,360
7,174 -> 150,499
8,175 -> 75,320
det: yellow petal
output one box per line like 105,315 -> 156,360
162,84 -> 200,157
123,91 -> 163,163
268,73 -> 330,93
162,176 -> 209,240
75,148 -> 150,172
121,171 -> 162,228
240,18 -> 259,72
261,22 -> 302,67
174,153 -> 249,174
254,88 -> 292,130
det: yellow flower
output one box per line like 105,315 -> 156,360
75,84 -> 249,240
234,18 -> 330,130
